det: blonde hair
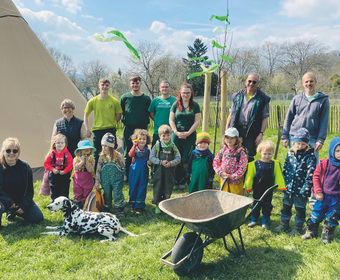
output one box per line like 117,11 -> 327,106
0,137 -> 21,168
99,146 -> 115,160
158,124 -> 172,136
291,142 -> 309,154
46,134 -> 67,159
257,140 -> 275,154
98,77 -> 110,85
60,99 -> 75,110
221,135 -> 242,149
131,129 -> 151,145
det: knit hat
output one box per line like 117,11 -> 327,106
225,127 -> 239,137
74,140 -> 96,155
101,133 -> 115,148
196,132 -> 210,144
294,128 -> 310,143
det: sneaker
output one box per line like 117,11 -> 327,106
173,184 -> 178,190
178,184 -> 186,190
129,207 -> 135,213
135,208 -> 143,214
155,205 -> 161,214
6,210 -> 16,222
248,217 -> 258,228
262,216 -> 270,229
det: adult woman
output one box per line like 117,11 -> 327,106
169,83 -> 201,190
0,138 -> 44,227
52,99 -> 87,157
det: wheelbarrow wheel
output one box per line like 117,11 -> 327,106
171,232 -> 203,276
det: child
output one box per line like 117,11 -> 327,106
245,140 -> 286,229
275,128 -> 316,236
302,137 -> 340,243
128,129 -> 152,214
44,134 -> 73,202
149,125 -> 181,214
186,132 -> 215,193
213,128 -> 248,195
95,133 -> 126,218
72,140 -> 96,208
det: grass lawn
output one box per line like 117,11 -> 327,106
0,129 -> 339,280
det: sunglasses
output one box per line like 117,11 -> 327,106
248,80 -> 258,84
6,149 -> 18,154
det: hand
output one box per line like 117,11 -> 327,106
59,170 -> 65,175
16,208 -> 24,215
10,203 -> 17,209
133,139 -> 139,145
178,132 -> 187,139
147,160 -> 152,166
86,129 -> 92,138
80,155 -> 86,163
316,192 -> 324,201
221,172 -> 230,180
282,139 -> 289,148
255,133 -> 263,146
52,168 -> 59,174
315,141 -> 323,151
164,161 -> 171,168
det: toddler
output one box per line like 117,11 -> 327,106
275,128 -> 316,236
186,132 -> 214,193
245,140 -> 286,229
128,129 -> 152,214
213,128 -> 248,195
44,134 -> 73,202
302,137 -> 340,243
149,125 -> 181,214
95,133 -> 126,218
72,140 -> 96,208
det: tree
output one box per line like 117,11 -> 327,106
183,38 -> 212,96
78,59 -> 111,100
125,41 -> 187,99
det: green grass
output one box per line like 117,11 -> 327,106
1,130 -> 339,279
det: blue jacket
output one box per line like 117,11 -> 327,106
282,92 -> 329,143
283,146 -> 316,197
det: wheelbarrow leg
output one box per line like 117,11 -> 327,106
222,227 -> 245,257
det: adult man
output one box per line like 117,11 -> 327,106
282,72 -> 330,208
226,73 -> 270,162
84,78 -> 122,166
282,72 -> 329,159
120,75 -> 151,181
148,80 -> 177,146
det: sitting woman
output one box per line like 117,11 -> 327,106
0,137 -> 44,228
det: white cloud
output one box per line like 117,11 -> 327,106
34,0 -> 44,6
280,0 -> 340,19
150,21 -> 172,34
81,14 -> 103,21
61,0 -> 82,14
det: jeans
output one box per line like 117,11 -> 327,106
280,192 -> 308,227
0,201 -> 44,224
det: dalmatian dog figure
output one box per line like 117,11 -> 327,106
42,196 -> 138,242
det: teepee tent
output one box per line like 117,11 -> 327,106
0,0 -> 88,180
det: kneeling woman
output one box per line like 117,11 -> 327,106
0,137 -> 44,228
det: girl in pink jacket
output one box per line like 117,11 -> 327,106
213,128 -> 248,195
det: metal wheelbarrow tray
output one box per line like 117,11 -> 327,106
159,185 -> 278,276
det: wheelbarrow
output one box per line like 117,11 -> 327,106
159,184 -> 278,276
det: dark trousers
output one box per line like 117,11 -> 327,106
237,127 -> 256,163
49,172 -> 71,202
252,190 -> 273,218
93,128 -> 117,171
0,201 -> 44,224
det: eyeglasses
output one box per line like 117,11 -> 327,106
6,149 -> 18,154
248,80 -> 258,84
62,107 -> 72,110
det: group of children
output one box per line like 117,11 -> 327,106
42,125 -> 340,243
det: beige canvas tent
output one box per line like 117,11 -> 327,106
0,0 -> 88,180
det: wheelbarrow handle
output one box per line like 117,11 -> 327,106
243,184 -> 278,223
220,178 -> 228,191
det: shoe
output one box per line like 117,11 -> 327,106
103,205 -> 111,212
129,207 -> 135,213
178,184 -> 186,190
302,222 -> 319,240
117,209 -> 125,219
289,225 -> 303,236
248,217 -> 258,228
262,216 -> 270,229
321,224 -> 336,244
135,208 -> 143,214
173,184 -> 178,190
275,220 -> 289,232
6,210 -> 16,222
155,205 -> 161,214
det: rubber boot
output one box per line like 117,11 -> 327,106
321,224 -> 336,244
248,216 -> 258,228
6,209 -> 16,222
289,225 -> 303,236
262,215 -> 270,229
302,222 -> 319,240
275,220 -> 289,232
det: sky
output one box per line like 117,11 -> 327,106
12,0 -> 340,72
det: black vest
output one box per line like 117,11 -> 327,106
56,116 -> 83,156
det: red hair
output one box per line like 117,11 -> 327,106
176,83 -> 194,112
